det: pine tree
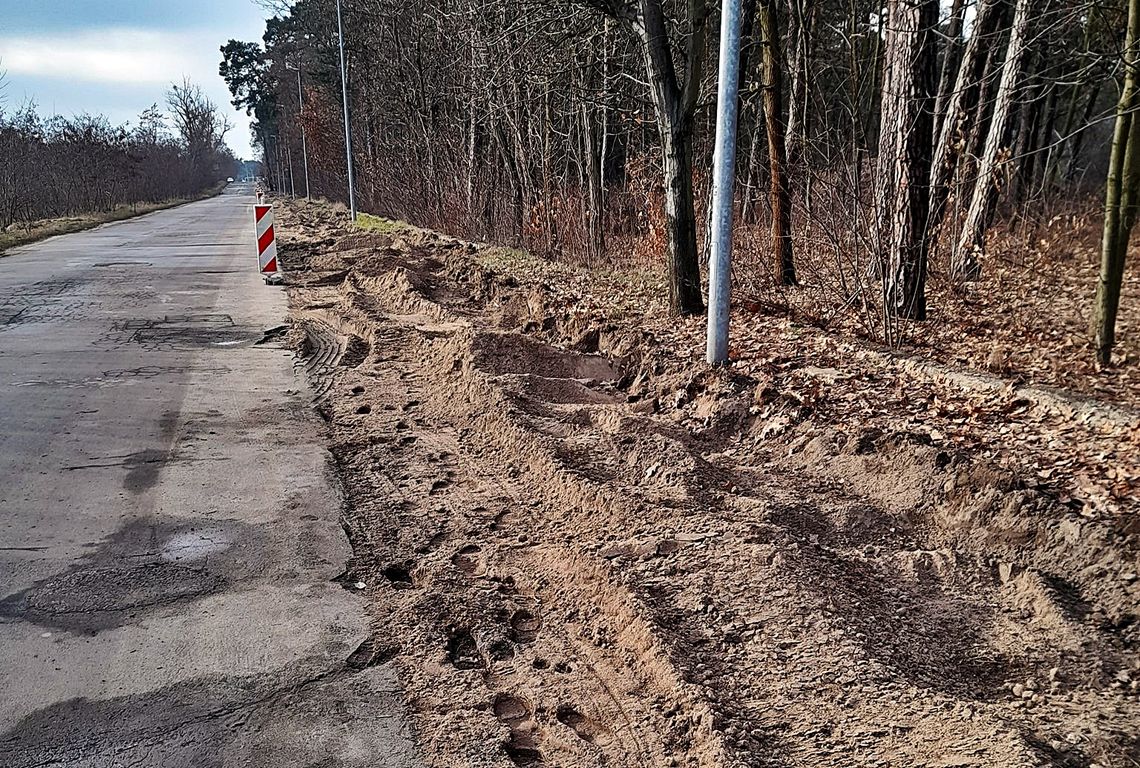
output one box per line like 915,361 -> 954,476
877,0 -> 938,320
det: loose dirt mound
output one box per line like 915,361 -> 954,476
276,199 -> 1139,768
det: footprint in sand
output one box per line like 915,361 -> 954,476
556,704 -> 612,746
509,608 -> 542,644
452,544 -> 487,577
493,694 -> 542,766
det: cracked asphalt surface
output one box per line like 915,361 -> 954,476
0,186 -> 421,767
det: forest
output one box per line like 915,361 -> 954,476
0,80 -> 237,232
222,0 -> 1137,369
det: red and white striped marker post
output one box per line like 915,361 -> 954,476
254,204 -> 280,281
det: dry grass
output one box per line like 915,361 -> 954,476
0,186 -> 225,255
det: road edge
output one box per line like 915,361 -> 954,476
0,184 -> 228,257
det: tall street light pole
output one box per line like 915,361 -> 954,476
706,0 -> 744,365
288,61 -> 312,201
336,0 -> 358,220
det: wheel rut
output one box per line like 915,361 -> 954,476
288,300 -> 696,766
278,205 -> 1140,768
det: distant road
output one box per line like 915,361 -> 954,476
0,185 -> 421,767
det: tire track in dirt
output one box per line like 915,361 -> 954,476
278,204 -> 1140,768
282,243 -> 725,766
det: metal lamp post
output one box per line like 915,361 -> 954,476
706,0 -> 745,365
286,60 -> 312,201
336,0 -> 358,220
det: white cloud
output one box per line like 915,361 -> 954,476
0,26 -> 260,157
0,29 -> 208,85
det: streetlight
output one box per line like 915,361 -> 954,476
706,0 -> 744,365
285,60 -> 311,200
335,0 -> 357,220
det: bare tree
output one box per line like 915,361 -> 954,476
0,94 -> 235,231
932,0 -> 967,141
1093,0 -> 1140,366
928,0 -> 1008,241
953,0 -> 1036,279
576,0 -> 709,315
167,78 -> 232,189
220,0 -> 1131,348
877,0 -> 939,322
758,0 -> 796,284
784,0 -> 814,170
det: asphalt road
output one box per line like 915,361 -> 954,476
0,186 -> 421,767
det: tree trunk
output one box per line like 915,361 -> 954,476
1094,0 -> 1140,366
659,125 -> 703,313
465,0 -> 479,231
1010,58 -> 1042,206
1028,81 -> 1058,198
932,0 -> 967,142
877,0 -> 938,321
1064,81 -> 1104,183
928,0 -> 1007,239
466,101 -> 478,228
785,0 -> 813,169
741,107 -> 765,225
636,0 -> 706,314
759,0 -> 795,284
1046,7 -> 1098,188
583,99 -> 604,263
953,0 -> 1034,279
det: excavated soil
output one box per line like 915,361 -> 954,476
276,200 -> 1139,768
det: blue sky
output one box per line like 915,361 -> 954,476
0,0 -> 271,158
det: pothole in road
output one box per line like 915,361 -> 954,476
0,563 -> 224,633
124,314 -> 256,349
133,327 -> 249,348
254,325 -> 290,345
0,517 -> 262,634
